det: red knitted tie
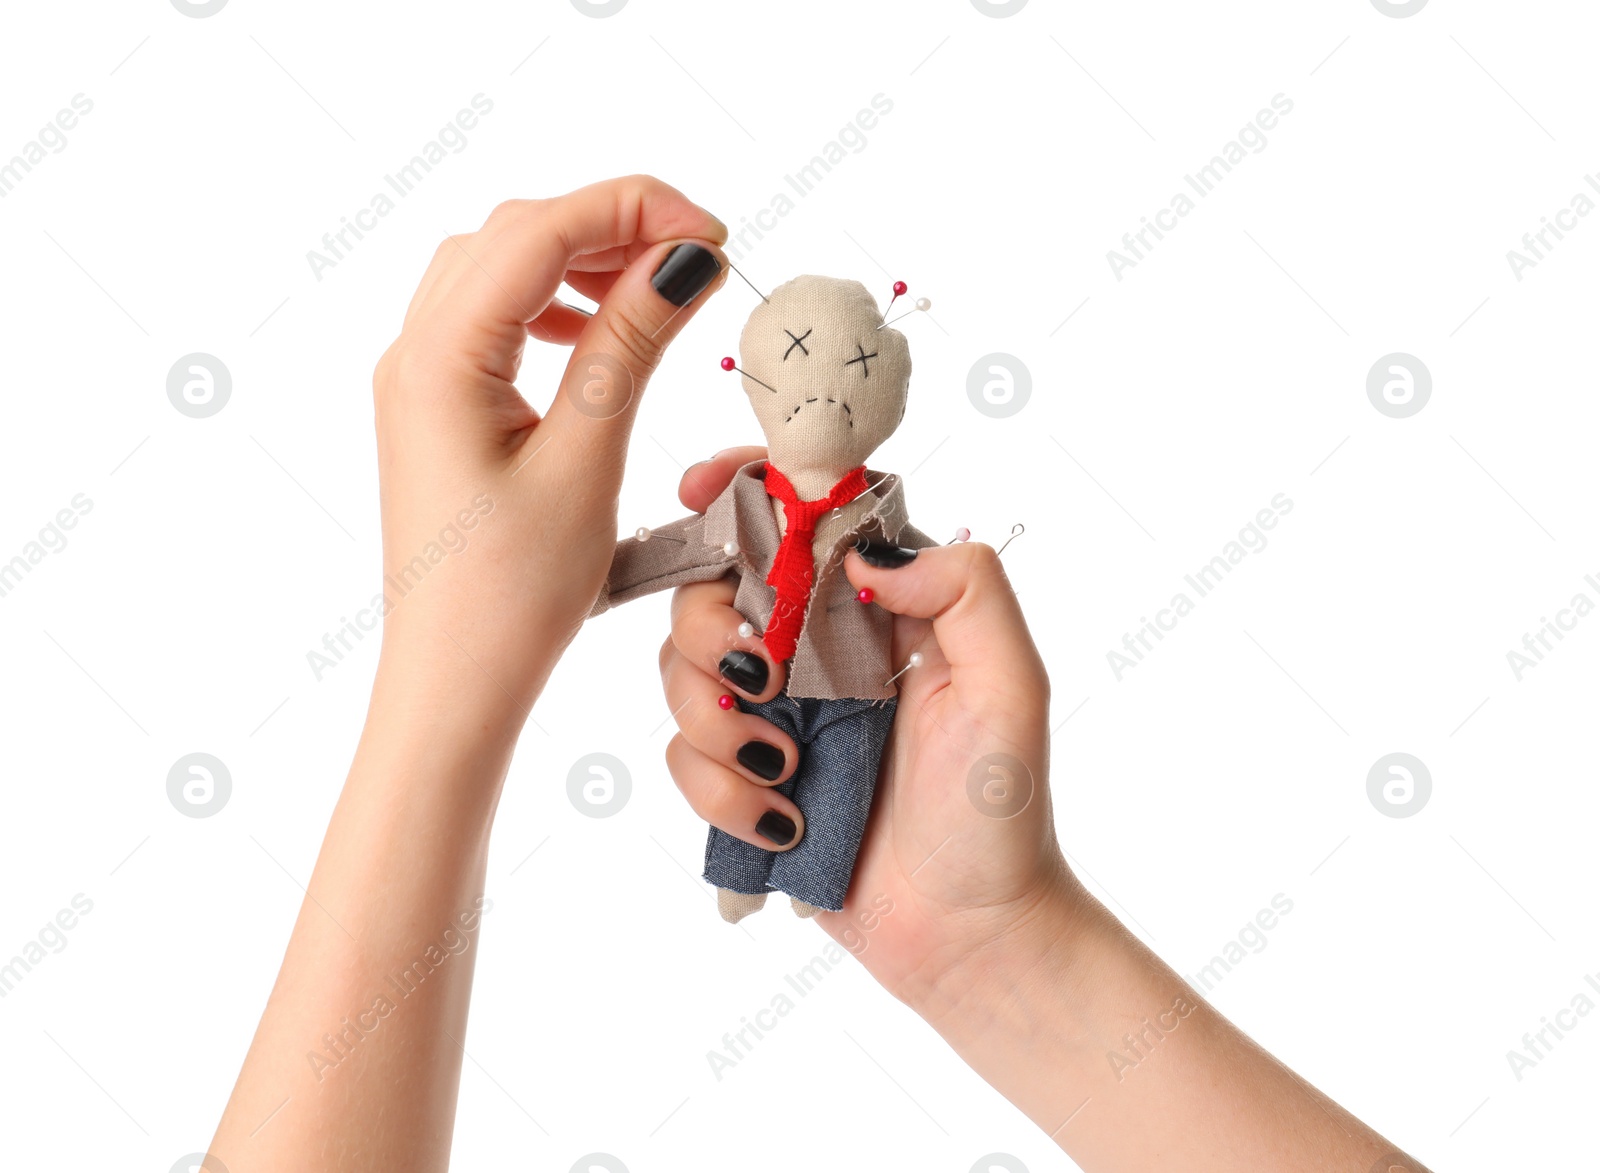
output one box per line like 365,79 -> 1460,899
761,462 -> 869,664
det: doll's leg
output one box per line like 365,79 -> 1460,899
766,696 -> 896,913
716,888 -> 768,923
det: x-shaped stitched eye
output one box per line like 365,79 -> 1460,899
845,342 -> 878,378
783,328 -> 812,360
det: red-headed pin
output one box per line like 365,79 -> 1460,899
721,356 -> 777,394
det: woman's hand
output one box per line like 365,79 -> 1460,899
658,454 -> 1417,1172
656,448 -> 1076,1009
207,177 -> 727,1172
370,175 -> 728,734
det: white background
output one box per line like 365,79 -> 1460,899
1,0 -> 1595,1169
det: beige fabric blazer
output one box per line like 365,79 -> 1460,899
589,460 -> 935,700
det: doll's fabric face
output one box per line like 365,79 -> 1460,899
736,275 -> 911,474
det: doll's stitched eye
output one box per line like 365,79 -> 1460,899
783,328 -> 812,360
844,342 -> 877,378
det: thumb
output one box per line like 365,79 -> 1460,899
844,540 -> 1048,710
541,239 -> 727,458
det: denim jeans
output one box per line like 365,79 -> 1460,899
702,692 -> 897,912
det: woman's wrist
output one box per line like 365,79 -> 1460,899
904,864 -> 1103,1039
374,605 -> 562,727
357,628 -> 553,812
899,871 -> 1149,1150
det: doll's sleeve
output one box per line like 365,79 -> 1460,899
892,521 -> 940,550
587,513 -> 741,618
868,508 -> 939,553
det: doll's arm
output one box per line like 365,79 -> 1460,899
588,512 -> 743,617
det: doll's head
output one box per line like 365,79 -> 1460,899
734,275 -> 910,475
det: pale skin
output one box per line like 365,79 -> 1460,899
207,175 -> 1428,1172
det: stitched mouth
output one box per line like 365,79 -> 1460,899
782,398 -> 854,428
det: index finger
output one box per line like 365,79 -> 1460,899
452,175 -> 728,330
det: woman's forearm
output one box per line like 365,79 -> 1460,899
205,179 -> 727,1171
208,650 -> 528,1171
913,873 -> 1416,1173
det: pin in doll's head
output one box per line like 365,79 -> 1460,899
734,275 -> 910,476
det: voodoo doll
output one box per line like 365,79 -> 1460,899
588,274 -> 935,922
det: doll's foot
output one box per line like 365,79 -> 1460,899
791,898 -> 824,919
717,888 -> 768,924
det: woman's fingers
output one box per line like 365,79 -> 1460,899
443,176 -> 725,332
401,230 -> 478,330
533,235 -> 728,478
659,631 -> 795,782
561,269 -> 619,305
668,578 -> 785,703
665,735 -> 804,852
397,177 -> 726,400
654,442 -> 797,848
657,576 -> 800,847
565,245 -> 635,272
525,299 -> 592,346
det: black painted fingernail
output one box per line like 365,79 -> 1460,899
719,650 -> 768,695
737,740 -> 785,781
853,536 -> 919,568
755,810 -> 797,846
651,243 -> 721,307
555,297 -> 592,317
